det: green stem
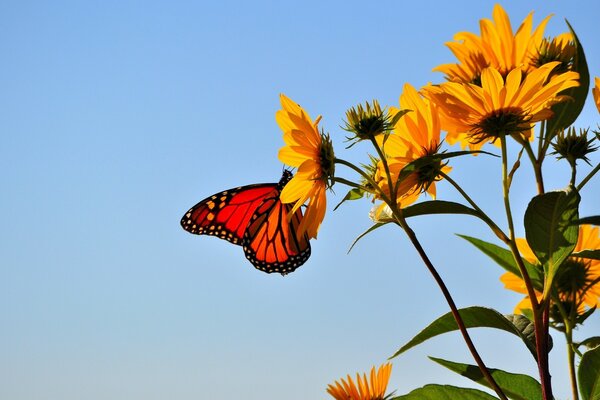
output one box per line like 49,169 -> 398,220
389,205 -> 508,400
501,136 -> 552,400
369,136 -> 398,202
440,172 -> 509,244
333,158 -> 392,206
521,141 -> 545,194
576,161 -> 600,191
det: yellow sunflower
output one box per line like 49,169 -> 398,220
434,4 -> 552,84
374,83 -> 450,211
423,62 -> 579,150
593,76 -> 600,114
277,94 -> 334,239
327,363 -> 393,400
501,225 -> 600,315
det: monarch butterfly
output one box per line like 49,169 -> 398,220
180,170 -> 310,274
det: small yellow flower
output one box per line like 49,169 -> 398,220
327,363 -> 393,400
501,226 -> 600,315
374,83 -> 450,210
434,4 -> 552,84
277,94 -> 334,239
423,62 -> 579,150
593,76 -> 600,114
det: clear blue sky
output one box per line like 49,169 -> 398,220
1,1 -> 599,399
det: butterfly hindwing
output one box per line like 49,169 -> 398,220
242,188 -> 311,274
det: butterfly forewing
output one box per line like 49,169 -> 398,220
180,184 -> 278,244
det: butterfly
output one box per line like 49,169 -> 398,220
180,170 -> 311,274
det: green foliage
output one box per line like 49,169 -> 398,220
578,346 -> 600,400
577,336 -> 600,350
390,384 -> 499,399
334,188 -> 365,211
575,216 -> 600,226
544,22 -> 589,140
403,201 -> 480,218
572,249 -> 600,260
390,306 -> 539,360
524,189 -> 580,297
429,357 -> 542,400
348,222 -> 390,253
458,235 -> 543,290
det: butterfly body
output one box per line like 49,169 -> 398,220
181,171 -> 310,274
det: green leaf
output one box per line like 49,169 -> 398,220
572,249 -> 600,260
578,346 -> 600,400
390,108 -> 411,126
429,357 -> 542,400
333,188 -> 364,211
545,22 -> 590,138
348,222 -> 390,253
458,235 -> 543,290
577,336 -> 600,350
390,384 -> 498,400
524,189 -> 580,297
575,216 -> 600,226
403,201 -> 480,219
390,306 -> 539,360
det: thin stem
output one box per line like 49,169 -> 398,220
389,206 -> 508,400
521,141 -> 545,194
333,157 -> 393,206
501,136 -> 552,399
576,162 -> 600,191
566,326 -> 580,400
369,136 -> 398,202
440,172 -> 509,244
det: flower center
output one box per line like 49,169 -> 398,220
555,258 -> 590,296
472,108 -> 530,142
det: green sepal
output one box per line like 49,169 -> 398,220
429,357 -> 542,400
390,384 -> 498,400
544,21 -> 590,141
390,108 -> 411,126
390,306 -> 539,361
396,150 -> 497,185
578,345 -> 600,400
333,188 -> 365,211
403,201 -> 479,219
458,235 -> 543,290
524,188 -> 580,298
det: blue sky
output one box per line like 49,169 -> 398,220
1,1 -> 599,399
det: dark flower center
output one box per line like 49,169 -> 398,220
472,108 -> 530,143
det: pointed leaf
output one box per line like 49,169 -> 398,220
458,235 -> 543,290
575,216 -> 600,226
577,336 -> 600,350
391,306 -> 538,360
403,201 -> 480,218
390,384 -> 498,400
572,250 -> 600,260
578,346 -> 600,400
334,188 -> 364,211
524,189 -> 580,297
348,222 -> 390,253
429,357 -> 542,400
545,22 -> 589,137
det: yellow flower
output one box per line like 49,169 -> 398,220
501,226 -> 600,315
423,62 -> 579,150
593,76 -> 600,114
277,94 -> 334,239
434,4 -> 552,84
327,363 -> 393,400
374,83 -> 450,210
